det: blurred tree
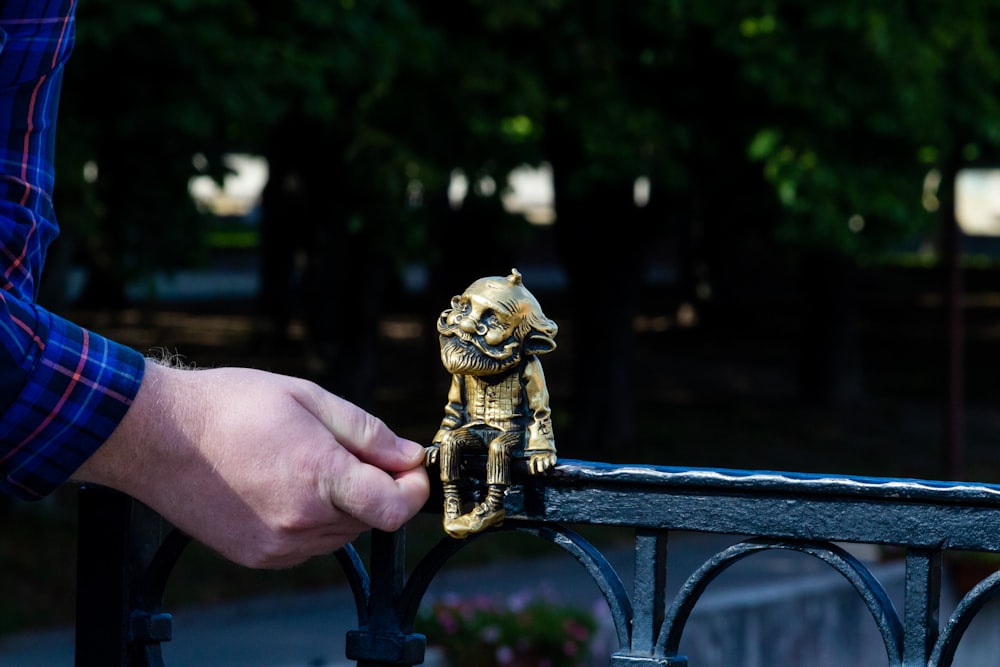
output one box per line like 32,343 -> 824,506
715,2 -> 941,409
249,0 -> 432,405
47,0 -> 1000,462
452,1 -> 1000,456
54,0 -> 270,305
55,0 -> 438,406
711,0 -> 1000,478
404,1 -> 690,455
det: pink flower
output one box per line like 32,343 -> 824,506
562,619 -> 590,641
495,645 -> 514,665
435,609 -> 458,635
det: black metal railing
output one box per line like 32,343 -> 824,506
74,458 -> 1000,667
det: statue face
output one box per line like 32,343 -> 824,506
437,292 -> 523,377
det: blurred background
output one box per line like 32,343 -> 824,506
4,0 -> 1000,645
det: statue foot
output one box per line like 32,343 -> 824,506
444,502 -> 505,539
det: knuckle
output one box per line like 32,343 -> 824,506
359,411 -> 389,445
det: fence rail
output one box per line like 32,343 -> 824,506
74,459 -> 1000,666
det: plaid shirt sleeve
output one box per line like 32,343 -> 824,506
0,0 -> 145,500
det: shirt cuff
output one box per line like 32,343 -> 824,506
0,306 -> 144,499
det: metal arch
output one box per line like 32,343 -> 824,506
655,537 -> 904,664
398,529 -> 490,630
398,522 -> 633,648
511,522 -> 634,649
137,529 -> 192,610
335,543 -> 372,627
929,567 -> 1000,666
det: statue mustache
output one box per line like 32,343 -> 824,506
438,322 -> 519,360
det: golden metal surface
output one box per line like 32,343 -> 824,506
425,268 -> 559,538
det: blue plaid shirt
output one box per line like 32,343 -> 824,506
0,0 -> 145,499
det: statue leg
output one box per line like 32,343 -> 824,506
445,431 -> 520,538
439,432 -> 471,484
439,429 -> 482,524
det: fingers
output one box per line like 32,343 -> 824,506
529,452 -> 557,474
289,380 -> 429,531
244,464 -> 429,569
294,382 -> 425,472
325,453 -> 430,532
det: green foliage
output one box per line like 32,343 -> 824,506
417,590 -> 598,667
709,1 -> 1000,257
49,0 -> 1000,301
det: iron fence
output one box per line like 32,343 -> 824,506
74,458 -> 1000,666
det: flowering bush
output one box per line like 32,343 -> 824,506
416,589 -> 598,667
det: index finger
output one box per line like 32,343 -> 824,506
296,383 -> 425,472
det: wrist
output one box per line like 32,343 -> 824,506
73,361 -> 202,500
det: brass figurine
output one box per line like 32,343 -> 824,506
425,268 -> 559,538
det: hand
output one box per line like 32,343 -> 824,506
528,451 -> 557,474
74,362 -> 430,569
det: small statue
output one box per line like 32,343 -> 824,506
425,268 -> 559,538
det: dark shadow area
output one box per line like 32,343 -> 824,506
5,251 -> 1000,637
58,255 -> 1000,482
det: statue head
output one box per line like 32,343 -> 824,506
437,268 -> 558,376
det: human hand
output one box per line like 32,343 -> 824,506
74,362 -> 429,569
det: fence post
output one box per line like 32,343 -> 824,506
75,485 -> 132,666
345,528 -> 426,666
75,485 -> 180,667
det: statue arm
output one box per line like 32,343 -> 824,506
523,357 -> 556,473
432,374 -> 464,444
425,375 -> 464,467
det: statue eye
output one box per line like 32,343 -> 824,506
482,310 -> 501,328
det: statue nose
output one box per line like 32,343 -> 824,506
459,315 -> 478,333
